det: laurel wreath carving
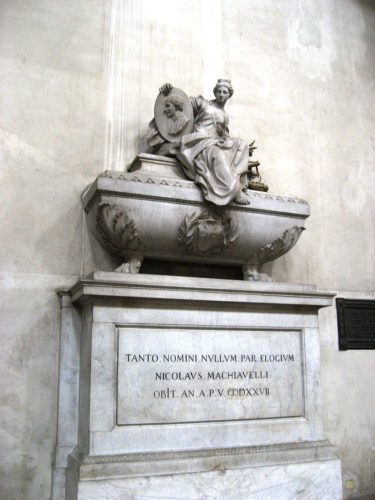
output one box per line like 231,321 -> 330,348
177,210 -> 238,256
95,203 -> 143,257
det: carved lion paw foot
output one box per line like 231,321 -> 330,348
115,257 -> 143,274
242,264 -> 272,282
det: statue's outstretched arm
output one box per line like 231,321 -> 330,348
159,83 -> 173,96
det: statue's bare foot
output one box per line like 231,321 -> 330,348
234,192 -> 250,205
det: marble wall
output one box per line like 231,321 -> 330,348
0,0 -> 374,498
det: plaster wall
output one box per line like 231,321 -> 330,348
0,0 -> 374,498
0,1 -> 107,498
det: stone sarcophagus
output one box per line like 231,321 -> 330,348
82,153 -> 309,280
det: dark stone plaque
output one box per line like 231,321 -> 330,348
337,298 -> 375,350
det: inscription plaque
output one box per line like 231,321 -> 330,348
117,328 -> 304,425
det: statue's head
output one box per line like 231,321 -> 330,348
213,79 -> 233,104
164,95 -> 184,118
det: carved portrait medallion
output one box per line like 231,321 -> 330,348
154,87 -> 194,142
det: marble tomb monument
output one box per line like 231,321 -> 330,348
53,80 -> 343,499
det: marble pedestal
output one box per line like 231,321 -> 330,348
54,273 -> 342,499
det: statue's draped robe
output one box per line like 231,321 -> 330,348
176,96 -> 248,205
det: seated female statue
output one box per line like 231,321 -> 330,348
150,79 -> 250,206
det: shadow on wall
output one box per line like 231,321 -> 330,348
356,0 -> 375,10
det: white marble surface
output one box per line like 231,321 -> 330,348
117,328 -> 304,424
70,274 -> 326,456
78,459 -> 342,500
72,272 -> 331,308
52,293 -> 81,500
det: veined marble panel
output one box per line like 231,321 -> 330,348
117,328 -> 304,424
77,458 -> 342,500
